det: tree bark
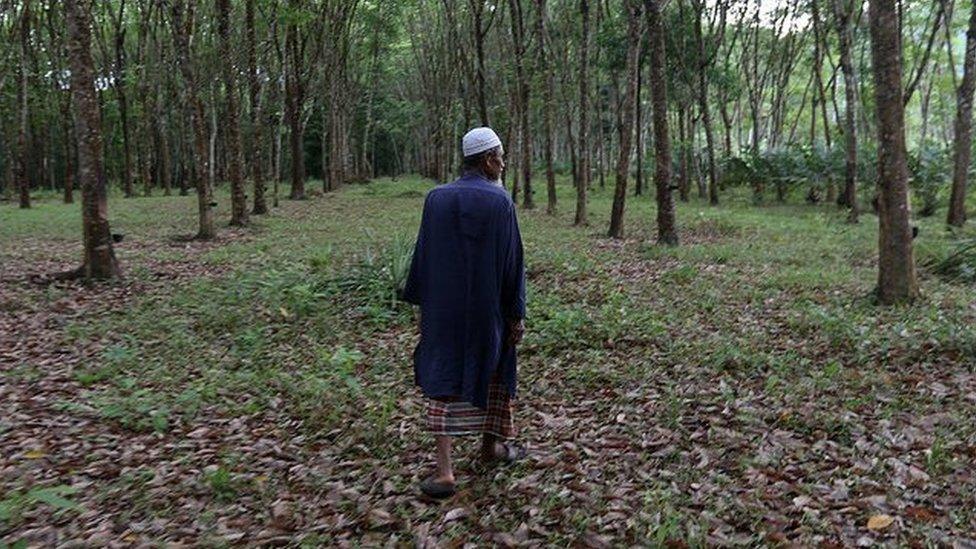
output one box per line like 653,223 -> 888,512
646,0 -> 678,245
870,0 -> 919,304
470,0 -> 492,126
609,0 -> 641,239
948,0 -> 976,227
170,0 -> 216,239
677,104 -> 689,202
17,0 -> 31,209
634,52 -> 644,197
834,0 -> 859,222
113,1 -> 134,198
61,97 -> 74,204
246,0 -> 268,215
217,0 -> 248,226
575,0 -> 591,226
284,19 -> 306,200
66,0 -> 121,280
509,0 -> 534,209
535,0 -> 557,214
693,0 -> 719,205
160,120 -> 172,196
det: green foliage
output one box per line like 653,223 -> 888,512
90,385 -> 172,433
721,145 -> 842,201
324,232 -> 414,326
923,236 -> 976,283
0,486 -> 82,528
720,141 -> 956,212
908,142 -> 950,217
203,466 -> 239,503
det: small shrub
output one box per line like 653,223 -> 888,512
923,237 -> 976,283
324,233 -> 414,325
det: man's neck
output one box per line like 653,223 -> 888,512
461,169 -> 500,186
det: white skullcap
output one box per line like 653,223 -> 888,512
462,127 -> 502,158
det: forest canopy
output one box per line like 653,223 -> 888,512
1,0 -> 973,207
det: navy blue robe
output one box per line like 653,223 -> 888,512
402,173 -> 526,409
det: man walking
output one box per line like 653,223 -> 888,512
402,127 -> 527,499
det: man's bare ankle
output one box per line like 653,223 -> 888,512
433,471 -> 455,484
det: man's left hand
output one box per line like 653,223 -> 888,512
508,319 -> 525,347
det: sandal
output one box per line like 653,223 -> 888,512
482,441 -> 527,465
419,476 -> 456,500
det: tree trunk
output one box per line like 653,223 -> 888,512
285,23 -> 305,200
609,0 -> 641,239
677,104 -> 689,202
948,0 -> 976,227
575,0 -> 591,226
694,1 -> 719,205
209,98 -> 218,189
646,0 -> 678,245
170,0 -> 215,239
470,0 -> 491,126
60,87 -> 74,204
269,19 -> 284,208
834,0 -> 859,222
114,1 -> 134,199
536,0 -> 557,214
246,0 -> 268,215
160,122 -> 172,196
217,0 -> 248,226
811,0 -> 832,150
870,0 -> 920,304
634,52 -> 644,197
17,0 -> 31,209
66,0 -> 121,280
508,0 -> 534,209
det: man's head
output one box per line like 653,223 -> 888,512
461,127 -> 505,182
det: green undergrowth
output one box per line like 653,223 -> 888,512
12,176 -> 976,440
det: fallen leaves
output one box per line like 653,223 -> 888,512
442,507 -> 467,523
866,514 -> 895,531
270,500 -> 297,531
904,506 -> 938,523
3,188 -> 976,546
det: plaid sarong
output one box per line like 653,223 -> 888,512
426,382 -> 515,439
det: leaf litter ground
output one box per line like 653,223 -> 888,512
2,179 -> 975,546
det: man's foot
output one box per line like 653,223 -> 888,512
419,474 -> 456,500
480,440 -> 527,465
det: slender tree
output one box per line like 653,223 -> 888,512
634,52 -> 643,197
609,0 -> 641,239
111,0 -> 135,198
16,0 -> 31,209
948,1 -> 976,227
575,0 -> 591,226
284,1 -> 308,200
833,0 -> 859,223
693,0 -> 719,205
169,0 -> 216,239
217,0 -> 248,226
66,0 -> 121,280
509,0 -> 534,209
469,0 -> 495,126
535,0 -> 557,214
870,0 -> 919,304
646,0 -> 677,245
246,0 -> 268,215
